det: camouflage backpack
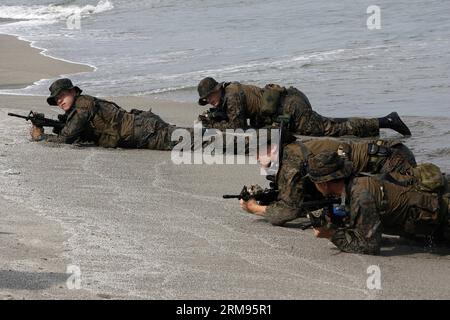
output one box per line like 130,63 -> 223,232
260,84 -> 284,116
411,163 -> 445,193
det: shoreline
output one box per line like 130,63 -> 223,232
0,34 -> 94,90
12,33 -> 99,73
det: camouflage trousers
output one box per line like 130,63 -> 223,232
132,112 -> 207,151
132,111 -> 180,150
132,111 -> 282,153
281,87 -> 380,137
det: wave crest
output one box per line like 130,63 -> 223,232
0,0 -> 114,24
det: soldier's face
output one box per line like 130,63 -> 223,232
258,153 -> 271,168
257,144 -> 278,169
56,89 -> 76,112
206,90 -> 221,107
314,182 -> 329,195
314,180 -> 344,197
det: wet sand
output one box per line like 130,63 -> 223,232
0,36 -> 449,300
0,34 -> 93,90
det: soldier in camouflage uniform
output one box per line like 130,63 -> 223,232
306,151 -> 450,255
31,78 -> 194,150
197,77 -> 412,137
240,138 -> 417,226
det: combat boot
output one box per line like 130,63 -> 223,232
378,112 -> 412,136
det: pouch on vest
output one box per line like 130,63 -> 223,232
368,142 -> 391,157
337,143 -> 352,160
412,163 -> 445,193
260,84 -> 283,116
93,103 -> 124,148
98,130 -> 120,148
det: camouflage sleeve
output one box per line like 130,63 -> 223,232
265,166 -> 306,226
207,93 -> 247,130
330,182 -> 382,255
42,100 -> 95,144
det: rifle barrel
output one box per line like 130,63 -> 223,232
7,113 -> 29,120
300,222 -> 313,230
222,195 -> 241,199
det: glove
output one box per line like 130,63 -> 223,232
30,125 -> 44,141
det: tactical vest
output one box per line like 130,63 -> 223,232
348,140 -> 411,174
223,82 -> 279,128
377,166 -> 449,236
86,96 -> 135,148
260,84 -> 285,116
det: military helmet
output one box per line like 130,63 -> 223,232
307,151 -> 353,183
47,78 -> 82,106
197,77 -> 222,106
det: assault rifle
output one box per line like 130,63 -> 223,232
223,184 -> 278,206
298,198 -> 347,230
198,107 -> 228,123
8,111 -> 66,133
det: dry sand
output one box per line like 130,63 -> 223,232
0,35 -> 449,300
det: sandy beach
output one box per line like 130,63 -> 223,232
0,34 -> 93,90
1,35 -> 450,300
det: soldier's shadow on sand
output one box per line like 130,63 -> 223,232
280,222 -> 450,257
380,237 -> 450,257
0,270 -> 67,290
280,218 -> 311,229
42,142 -> 98,149
255,219 -> 450,256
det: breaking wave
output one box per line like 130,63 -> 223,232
0,0 -> 113,26
430,148 -> 450,158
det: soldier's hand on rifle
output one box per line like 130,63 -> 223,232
30,124 -> 44,141
198,115 -> 212,127
313,227 -> 335,239
239,199 -> 266,216
198,110 -> 211,122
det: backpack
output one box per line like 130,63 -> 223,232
411,163 -> 445,193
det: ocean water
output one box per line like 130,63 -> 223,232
0,0 -> 449,167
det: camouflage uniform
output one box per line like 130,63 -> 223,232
307,151 -> 450,255
197,78 -> 381,137
330,174 -> 450,255
42,94 -> 180,150
281,87 -> 380,137
264,139 -> 416,226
